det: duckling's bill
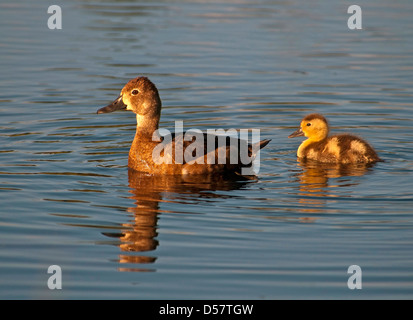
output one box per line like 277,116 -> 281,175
288,127 -> 304,138
97,95 -> 127,114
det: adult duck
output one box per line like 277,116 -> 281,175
97,77 -> 270,175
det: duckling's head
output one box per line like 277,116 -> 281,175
97,77 -> 162,119
288,113 -> 329,141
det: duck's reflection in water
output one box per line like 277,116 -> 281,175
292,159 -> 376,218
104,169 -> 252,272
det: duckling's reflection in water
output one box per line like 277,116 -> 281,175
104,169 -> 252,272
292,159 -> 376,217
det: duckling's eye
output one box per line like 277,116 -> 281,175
131,89 -> 139,96
306,123 -> 311,126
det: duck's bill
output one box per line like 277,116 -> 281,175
288,127 -> 304,138
97,95 -> 127,114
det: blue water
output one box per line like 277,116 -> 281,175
0,0 -> 412,299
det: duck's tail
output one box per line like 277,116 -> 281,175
257,139 -> 271,150
249,139 -> 271,154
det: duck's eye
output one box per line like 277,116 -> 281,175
131,89 -> 139,96
306,123 -> 311,126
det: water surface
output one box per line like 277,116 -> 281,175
0,0 -> 412,299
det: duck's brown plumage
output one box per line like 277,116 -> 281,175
288,113 -> 381,164
97,77 -> 270,175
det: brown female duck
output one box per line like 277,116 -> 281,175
97,77 -> 270,175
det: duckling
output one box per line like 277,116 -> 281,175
97,77 -> 270,175
288,113 -> 381,164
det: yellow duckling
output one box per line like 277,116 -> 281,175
288,113 -> 381,164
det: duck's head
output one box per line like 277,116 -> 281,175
288,113 -> 329,141
97,77 -> 162,119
